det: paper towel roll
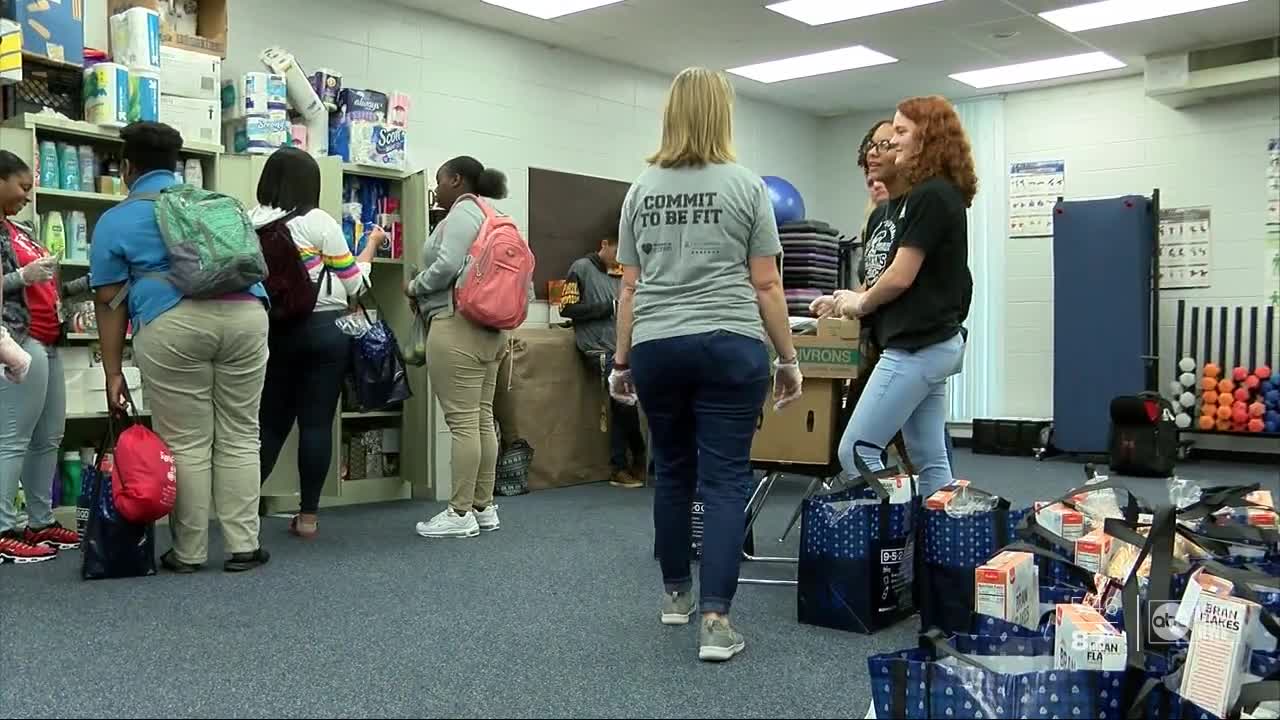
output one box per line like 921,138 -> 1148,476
221,72 -> 287,121
128,71 -> 160,123
83,63 -> 130,128
259,48 -> 326,121
109,7 -> 161,73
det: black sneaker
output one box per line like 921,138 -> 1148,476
160,549 -> 201,574
224,548 -> 270,573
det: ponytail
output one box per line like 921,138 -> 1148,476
443,155 -> 509,200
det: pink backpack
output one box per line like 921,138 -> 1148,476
453,195 -> 535,330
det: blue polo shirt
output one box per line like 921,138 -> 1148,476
90,170 -> 268,326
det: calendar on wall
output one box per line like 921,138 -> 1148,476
1158,206 -> 1211,290
1008,160 -> 1065,238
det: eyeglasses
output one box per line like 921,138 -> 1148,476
861,139 -> 898,157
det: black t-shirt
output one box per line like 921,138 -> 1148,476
858,177 -> 973,351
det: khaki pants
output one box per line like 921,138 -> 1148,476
427,314 -> 505,513
134,300 -> 269,564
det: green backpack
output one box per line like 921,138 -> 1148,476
130,185 -> 267,298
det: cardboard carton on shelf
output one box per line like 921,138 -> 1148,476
2,0 -> 84,66
750,317 -> 860,467
107,0 -> 227,58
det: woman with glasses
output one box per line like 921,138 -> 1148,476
816,99 -> 974,498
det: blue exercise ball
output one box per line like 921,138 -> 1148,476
763,175 -> 806,225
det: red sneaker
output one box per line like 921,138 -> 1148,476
25,522 -> 81,550
0,531 -> 57,564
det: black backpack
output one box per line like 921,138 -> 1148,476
257,214 -> 326,327
1108,392 -> 1178,477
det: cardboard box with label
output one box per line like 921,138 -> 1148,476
159,95 -> 218,146
750,318 -> 859,466
1074,528 -> 1115,573
160,44 -> 221,101
3,0 -> 84,66
1180,591 -> 1262,717
1054,603 -> 1126,671
108,0 -> 227,58
975,550 -> 1037,630
1035,501 -> 1086,541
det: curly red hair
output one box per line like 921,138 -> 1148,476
895,95 -> 978,208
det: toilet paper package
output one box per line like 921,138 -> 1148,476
310,68 -> 342,112
225,115 -> 291,155
337,89 -> 389,123
109,7 -> 161,73
127,71 -> 160,123
221,72 -> 287,121
160,45 -> 220,101
83,63 -> 130,128
259,48 -> 326,121
160,95 -> 219,146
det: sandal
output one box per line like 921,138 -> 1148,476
160,549 -> 201,574
289,515 -> 318,539
224,547 -> 270,573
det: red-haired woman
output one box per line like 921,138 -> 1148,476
831,95 -> 975,497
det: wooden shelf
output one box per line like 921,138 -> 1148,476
4,113 -> 223,157
342,163 -> 405,180
341,410 -> 402,419
35,187 -> 124,205
22,51 -> 82,72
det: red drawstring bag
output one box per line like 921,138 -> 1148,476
111,417 -> 177,524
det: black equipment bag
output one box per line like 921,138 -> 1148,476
1108,392 -> 1178,477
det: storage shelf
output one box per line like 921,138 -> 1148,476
372,257 -> 404,265
67,411 -> 151,421
34,187 -> 124,205
341,410 -> 402,419
342,163 -> 405,180
4,113 -> 223,157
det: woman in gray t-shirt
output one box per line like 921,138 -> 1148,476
608,67 -> 802,664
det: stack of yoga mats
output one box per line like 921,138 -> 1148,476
781,220 -> 841,316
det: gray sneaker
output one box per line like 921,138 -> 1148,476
661,591 -> 695,626
699,616 -> 745,662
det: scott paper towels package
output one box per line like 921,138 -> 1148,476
332,121 -> 406,170
160,45 -> 220,101
84,63 -> 130,128
109,7 -> 161,73
225,116 -> 291,155
160,95 -> 218,146
221,72 -> 287,121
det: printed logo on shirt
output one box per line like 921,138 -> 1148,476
636,191 -> 724,257
863,216 -> 897,287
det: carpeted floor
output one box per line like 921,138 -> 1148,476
1,451 -> 1276,718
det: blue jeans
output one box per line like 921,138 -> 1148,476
838,332 -> 965,499
631,331 -> 770,616
0,338 -> 65,534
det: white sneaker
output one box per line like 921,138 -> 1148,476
474,505 -> 501,532
415,509 -> 479,539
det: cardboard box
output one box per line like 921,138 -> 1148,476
1054,604 -> 1126,671
0,18 -> 21,84
817,317 -> 860,340
924,479 -> 971,511
159,95 -> 219,147
1180,592 -> 1260,717
160,44 -> 220,101
749,377 -> 840,466
1035,502 -> 1086,541
2,0 -> 85,66
1074,528 -> 1115,574
975,551 -> 1037,630
1175,567 -> 1235,632
108,0 -> 227,58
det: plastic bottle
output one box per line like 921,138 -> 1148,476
61,452 -> 82,511
66,211 -> 89,261
78,146 -> 97,193
38,141 -> 60,188
184,158 -> 203,189
41,211 -> 66,258
58,143 -> 80,191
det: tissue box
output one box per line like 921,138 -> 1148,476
159,95 -> 219,146
331,120 -> 406,170
337,88 -> 388,123
221,72 -> 287,121
224,115 -> 290,154
3,0 -> 85,66
160,44 -> 220,101
0,19 -> 21,85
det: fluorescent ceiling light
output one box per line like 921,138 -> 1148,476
949,51 -> 1125,89
728,46 -> 898,84
766,0 -> 946,26
1040,0 -> 1248,32
480,0 -> 623,20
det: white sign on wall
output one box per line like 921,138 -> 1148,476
1008,160 -> 1065,238
1158,206 -> 1212,290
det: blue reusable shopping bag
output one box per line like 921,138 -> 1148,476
797,449 -> 915,634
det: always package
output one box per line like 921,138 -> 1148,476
975,550 -> 1038,630
1054,603 -> 1126,671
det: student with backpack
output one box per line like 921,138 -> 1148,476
408,156 -> 533,539
249,147 -> 377,539
90,122 -> 272,573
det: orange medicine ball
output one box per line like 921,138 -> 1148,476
1204,363 -> 1221,378
1201,377 -> 1218,391
1218,392 -> 1235,406
1198,415 -> 1215,430
1216,419 -> 1232,431
1203,390 -> 1219,405
1217,405 -> 1233,420
1218,379 -> 1235,394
